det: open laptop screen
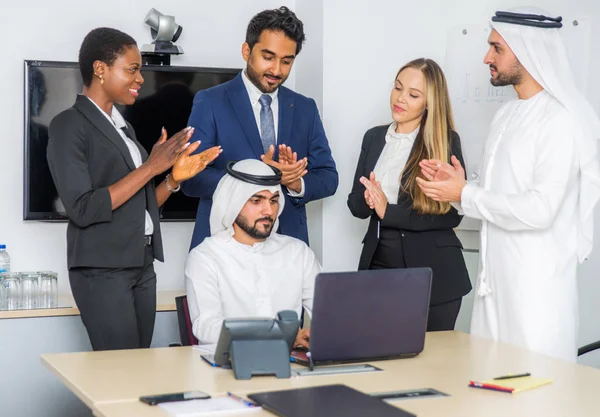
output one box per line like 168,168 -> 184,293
308,268 -> 432,363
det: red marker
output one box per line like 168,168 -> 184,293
469,381 -> 515,393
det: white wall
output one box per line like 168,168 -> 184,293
0,0 -> 294,294
320,0 -> 600,361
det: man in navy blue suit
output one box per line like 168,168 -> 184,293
182,6 -> 338,249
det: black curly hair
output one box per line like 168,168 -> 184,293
78,27 -> 137,87
245,6 -> 305,55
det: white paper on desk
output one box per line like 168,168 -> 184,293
192,344 -> 217,355
159,398 -> 261,416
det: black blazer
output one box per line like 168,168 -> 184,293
347,125 -> 471,305
47,95 -> 164,269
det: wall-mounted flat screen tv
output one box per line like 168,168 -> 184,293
24,60 -> 239,221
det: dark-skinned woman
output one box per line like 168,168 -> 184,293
47,27 -> 222,351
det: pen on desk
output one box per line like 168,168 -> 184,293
493,372 -> 531,380
227,392 -> 257,407
307,351 -> 314,372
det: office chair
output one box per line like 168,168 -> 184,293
171,296 -> 304,347
578,340 -> 600,356
175,295 -> 199,346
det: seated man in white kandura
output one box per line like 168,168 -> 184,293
185,159 -> 320,347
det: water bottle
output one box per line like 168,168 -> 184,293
0,245 -> 10,274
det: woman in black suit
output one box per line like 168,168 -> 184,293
347,58 -> 471,331
47,28 -> 221,351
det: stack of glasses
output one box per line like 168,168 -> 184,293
0,271 -> 58,311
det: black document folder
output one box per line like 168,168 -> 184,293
247,384 -> 416,417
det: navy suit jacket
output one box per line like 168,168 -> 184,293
182,73 -> 338,249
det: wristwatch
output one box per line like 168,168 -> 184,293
165,173 -> 181,193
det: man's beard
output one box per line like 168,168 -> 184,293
235,214 -> 275,239
489,61 -> 523,87
246,64 -> 285,94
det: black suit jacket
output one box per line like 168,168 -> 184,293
47,95 -> 164,269
347,125 -> 472,305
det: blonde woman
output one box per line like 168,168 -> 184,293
347,58 -> 471,331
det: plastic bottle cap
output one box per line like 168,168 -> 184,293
0,245 -> 6,249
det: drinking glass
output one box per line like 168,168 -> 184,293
3,273 -> 21,311
38,274 -> 54,308
20,272 -> 39,310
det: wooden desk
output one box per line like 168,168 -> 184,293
0,291 -> 183,319
41,331 -> 600,417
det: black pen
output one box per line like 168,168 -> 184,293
493,372 -> 531,380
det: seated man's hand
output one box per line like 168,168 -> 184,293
294,328 -> 310,349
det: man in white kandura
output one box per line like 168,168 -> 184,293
416,7 -> 600,362
185,159 -> 320,347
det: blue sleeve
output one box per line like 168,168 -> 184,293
289,99 -> 338,205
180,91 -> 224,199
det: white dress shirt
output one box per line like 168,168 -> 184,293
241,71 -> 304,197
372,123 -> 419,204
185,229 -> 321,344
85,96 -> 153,235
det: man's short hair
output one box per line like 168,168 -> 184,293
245,6 -> 306,55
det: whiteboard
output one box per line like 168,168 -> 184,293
443,19 -> 591,230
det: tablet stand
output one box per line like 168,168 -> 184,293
230,339 -> 291,380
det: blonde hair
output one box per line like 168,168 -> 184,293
398,58 -> 455,215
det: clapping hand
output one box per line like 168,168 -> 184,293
415,155 -> 466,202
171,142 -> 223,184
359,172 -> 388,219
419,157 -> 457,182
261,145 -> 307,193
146,127 -> 194,176
278,144 -> 298,165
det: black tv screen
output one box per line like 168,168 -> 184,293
24,60 -> 239,221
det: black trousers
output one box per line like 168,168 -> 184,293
69,245 -> 157,351
425,297 -> 462,331
370,231 -> 462,332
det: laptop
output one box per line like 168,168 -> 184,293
291,268 -> 432,366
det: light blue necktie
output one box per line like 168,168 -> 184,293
258,94 -> 276,153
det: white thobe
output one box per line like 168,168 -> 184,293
457,90 -> 579,362
185,229 -> 321,344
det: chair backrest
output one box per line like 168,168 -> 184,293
175,295 -> 199,346
578,340 -> 600,356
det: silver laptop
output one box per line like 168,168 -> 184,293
292,268 -> 432,366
